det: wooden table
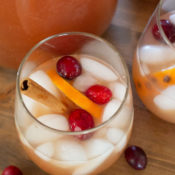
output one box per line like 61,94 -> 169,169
1,0 -> 175,174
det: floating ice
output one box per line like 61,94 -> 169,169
139,63 -> 150,76
15,98 -> 32,128
162,0 -> 175,11
73,73 -> 97,92
22,94 -> 52,117
140,45 -> 175,65
50,159 -> 84,170
154,85 -> 175,110
115,134 -> 127,152
35,142 -> 55,161
29,70 -> 60,97
110,82 -> 126,101
111,106 -> 133,130
170,14 -> 175,25
94,128 -> 108,138
80,58 -> 118,81
80,41 -> 125,76
161,85 -> 175,100
154,95 -> 175,110
106,128 -> 125,145
102,99 -> 121,122
56,139 -> 87,161
25,123 -> 59,145
21,61 -> 36,78
84,138 -> 113,159
73,146 -> 113,175
38,114 -> 69,131
18,131 -> 31,148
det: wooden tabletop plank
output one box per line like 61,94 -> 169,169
1,0 -> 175,174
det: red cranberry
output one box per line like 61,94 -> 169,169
85,85 -> 112,104
2,165 -> 23,175
69,109 -> 95,140
152,19 -> 175,42
56,55 -> 82,80
125,145 -> 147,170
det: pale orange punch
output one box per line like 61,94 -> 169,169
149,67 -> 175,89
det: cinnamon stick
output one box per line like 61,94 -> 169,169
20,78 -> 67,114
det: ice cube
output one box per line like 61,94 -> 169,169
73,73 -> 97,92
18,131 -> 31,148
80,58 -> 118,81
110,106 -> 133,130
25,123 -> 60,146
154,94 -> 175,110
102,99 -> 121,122
38,114 -> 69,131
110,82 -> 126,101
170,14 -> 175,25
29,70 -> 60,97
50,159 -> 84,170
140,45 -> 175,65
21,61 -> 36,78
80,41 -> 125,77
154,85 -> 175,110
22,94 -> 52,117
83,138 -> 114,159
73,146 -> 113,175
139,63 -> 150,76
35,142 -> 55,161
56,138 -> 87,161
94,128 -> 108,138
15,98 -> 32,128
106,128 -> 125,145
162,0 -> 175,11
162,85 -> 175,100
115,118 -> 132,153
115,134 -> 127,152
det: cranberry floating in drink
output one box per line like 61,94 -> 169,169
85,85 -> 112,104
15,32 -> 134,175
69,109 -> 95,140
56,55 -> 82,80
152,19 -> 175,42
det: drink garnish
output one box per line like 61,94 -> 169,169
20,78 -> 67,114
152,19 -> 175,42
149,66 -> 175,89
85,84 -> 112,104
69,109 -> 95,140
47,69 -> 103,118
56,55 -> 82,80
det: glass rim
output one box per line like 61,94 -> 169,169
156,0 -> 175,48
16,31 -> 130,136
136,0 -> 175,95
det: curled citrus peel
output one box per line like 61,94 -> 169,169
47,69 -> 103,118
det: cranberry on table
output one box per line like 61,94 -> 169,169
69,109 -> 95,140
125,145 -> 147,170
2,165 -> 23,175
152,19 -> 175,42
85,84 -> 112,105
56,55 -> 82,80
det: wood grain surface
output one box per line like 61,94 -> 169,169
2,0 -> 175,174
